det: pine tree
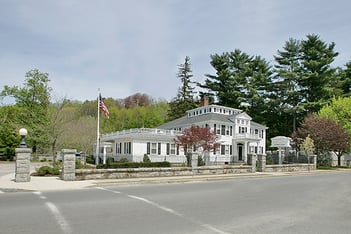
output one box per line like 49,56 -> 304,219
273,38 -> 304,133
167,56 -> 197,120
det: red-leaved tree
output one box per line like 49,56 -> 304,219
292,114 -> 350,166
174,125 -> 220,154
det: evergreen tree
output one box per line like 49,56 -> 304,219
201,50 -> 272,124
337,62 -> 351,96
273,34 -> 340,136
168,56 -> 197,120
299,34 -> 339,113
201,49 -> 250,108
273,38 -> 304,133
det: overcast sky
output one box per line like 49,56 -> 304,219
1,0 -> 351,104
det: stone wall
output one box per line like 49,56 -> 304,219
75,165 -> 252,180
264,164 -> 315,172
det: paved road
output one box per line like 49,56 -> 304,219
1,171 -> 351,234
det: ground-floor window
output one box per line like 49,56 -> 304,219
123,142 -> 131,154
166,143 -> 176,155
220,144 -> 231,155
116,142 -> 122,154
147,142 -> 161,155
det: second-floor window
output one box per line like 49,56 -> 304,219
239,126 -> 247,134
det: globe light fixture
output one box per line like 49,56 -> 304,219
19,128 -> 28,148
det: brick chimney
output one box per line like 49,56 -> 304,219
201,96 -> 209,106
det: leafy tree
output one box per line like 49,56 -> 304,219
58,115 -> 96,156
168,56 -> 198,120
48,98 -> 77,163
319,96 -> 351,135
300,135 -> 315,163
174,125 -> 220,154
292,114 -> 350,166
0,105 -> 22,160
123,93 -> 152,108
1,69 -> 52,153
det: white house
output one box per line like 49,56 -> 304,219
100,102 -> 267,165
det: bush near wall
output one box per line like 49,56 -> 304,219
96,161 -> 171,169
37,166 -> 60,176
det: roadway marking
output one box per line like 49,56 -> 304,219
98,187 -> 230,234
127,195 -> 182,217
96,187 -> 121,194
33,192 -> 72,234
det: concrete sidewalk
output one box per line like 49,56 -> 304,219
0,172 -> 96,192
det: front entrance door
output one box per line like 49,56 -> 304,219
238,144 -> 243,161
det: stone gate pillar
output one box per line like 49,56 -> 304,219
311,154 -> 317,170
61,149 -> 76,181
257,154 -> 266,172
191,152 -> 198,174
251,154 -> 257,173
15,148 -> 32,182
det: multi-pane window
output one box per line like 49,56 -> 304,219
239,126 -> 247,133
220,145 -> 230,155
158,143 -> 161,155
166,143 -> 176,155
147,142 -> 161,155
116,142 -> 122,154
147,142 -> 151,154
123,142 -> 131,154
221,125 -> 226,135
151,143 -> 157,154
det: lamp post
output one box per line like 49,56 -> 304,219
19,128 -> 28,148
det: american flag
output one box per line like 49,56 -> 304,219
99,94 -> 110,119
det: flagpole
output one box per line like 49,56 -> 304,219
95,89 -> 100,165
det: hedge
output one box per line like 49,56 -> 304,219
96,161 -> 171,169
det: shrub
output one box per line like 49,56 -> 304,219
37,166 -> 60,176
76,160 -> 84,169
96,161 -> 171,169
86,155 -> 95,164
118,158 -> 129,163
198,156 -> 205,166
106,157 -> 115,164
143,154 -> 151,163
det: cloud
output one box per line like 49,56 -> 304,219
1,0 -> 351,103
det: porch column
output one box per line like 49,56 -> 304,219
244,141 -> 248,163
103,145 -> 107,164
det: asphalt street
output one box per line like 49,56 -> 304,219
1,171 -> 351,234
